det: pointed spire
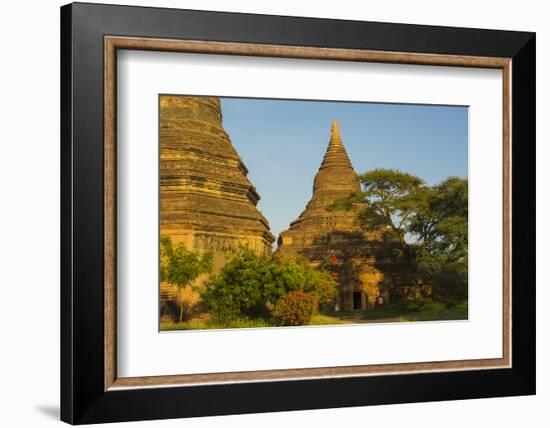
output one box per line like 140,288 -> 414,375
277,119 -> 362,242
320,120 -> 353,170
331,120 -> 341,140
310,120 -> 360,201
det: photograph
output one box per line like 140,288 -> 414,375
159,95 -> 469,331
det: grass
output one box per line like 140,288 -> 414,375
308,314 -> 353,325
160,299 -> 468,331
161,315 -> 276,331
363,299 -> 467,322
161,314 -> 350,330
323,299 -> 468,323
399,300 -> 468,322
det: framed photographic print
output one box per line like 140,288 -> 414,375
60,2 -> 535,424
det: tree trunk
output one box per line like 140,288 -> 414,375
398,233 -> 410,265
179,302 -> 184,323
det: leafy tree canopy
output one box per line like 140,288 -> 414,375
412,177 -> 468,261
331,168 -> 427,240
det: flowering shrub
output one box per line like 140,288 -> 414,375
273,291 -> 318,326
202,249 -> 337,325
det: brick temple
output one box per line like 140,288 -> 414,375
159,96 -> 274,314
276,121 -> 411,310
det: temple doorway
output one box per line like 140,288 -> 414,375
352,292 -> 361,310
352,291 -> 368,310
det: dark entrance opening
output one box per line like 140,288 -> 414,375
353,291 -> 362,310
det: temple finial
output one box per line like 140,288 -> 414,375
319,120 -> 353,171
331,120 -> 341,141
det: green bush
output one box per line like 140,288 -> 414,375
200,248 -> 278,321
432,262 -> 468,301
273,291 -> 318,326
416,300 -> 447,312
276,257 -> 337,305
201,248 -> 336,323
205,294 -> 242,325
453,300 -> 468,310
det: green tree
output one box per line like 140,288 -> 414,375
330,169 -> 468,300
330,168 -> 429,265
160,235 -> 213,322
412,177 -> 468,299
411,177 -> 468,261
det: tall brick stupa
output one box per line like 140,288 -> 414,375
277,121 -> 405,310
159,96 -> 274,313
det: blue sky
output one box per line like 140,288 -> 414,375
221,97 -> 468,240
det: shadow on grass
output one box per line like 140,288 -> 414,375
324,299 -> 468,323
